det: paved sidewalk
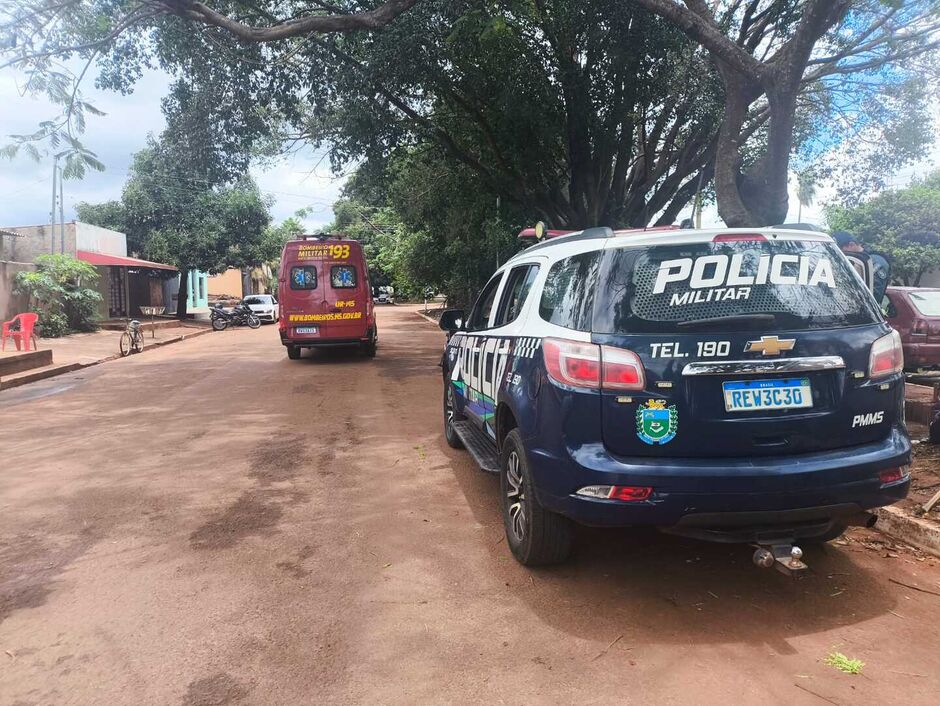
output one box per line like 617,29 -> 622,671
0,323 -> 211,390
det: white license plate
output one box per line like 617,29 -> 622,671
295,326 -> 318,334
723,377 -> 813,412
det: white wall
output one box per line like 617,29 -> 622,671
75,222 -> 127,256
919,270 -> 940,287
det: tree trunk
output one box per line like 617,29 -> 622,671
176,267 -> 189,320
713,68 -> 760,227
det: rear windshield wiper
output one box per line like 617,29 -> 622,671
676,313 -> 776,330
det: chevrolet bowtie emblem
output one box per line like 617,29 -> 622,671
745,336 -> 796,356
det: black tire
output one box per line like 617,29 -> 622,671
247,315 -> 261,329
119,332 -> 132,357
361,327 -> 377,357
133,334 -> 144,353
443,382 -> 464,449
212,317 -> 228,331
287,345 -> 301,360
500,429 -> 573,566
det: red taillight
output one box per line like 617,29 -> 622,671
601,346 -> 646,390
879,467 -> 909,485
543,338 -> 600,389
912,319 -> 928,335
869,329 -> 903,379
609,485 -> 653,502
712,233 -> 767,243
543,338 -> 646,391
575,485 -> 654,501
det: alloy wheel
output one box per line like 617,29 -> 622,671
505,451 -> 527,542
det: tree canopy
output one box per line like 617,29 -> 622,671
827,171 -> 940,287
77,135 -> 274,316
3,0 -> 939,229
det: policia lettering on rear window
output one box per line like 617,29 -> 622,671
594,241 -> 881,334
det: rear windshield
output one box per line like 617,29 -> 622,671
331,265 -> 357,288
593,240 -> 882,333
908,291 -> 940,316
290,266 -> 317,290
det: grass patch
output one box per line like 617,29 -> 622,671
825,652 -> 865,674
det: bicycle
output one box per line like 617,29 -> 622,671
119,319 -> 144,357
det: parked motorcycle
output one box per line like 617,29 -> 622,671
210,304 -> 261,331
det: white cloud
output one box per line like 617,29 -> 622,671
0,65 -> 347,231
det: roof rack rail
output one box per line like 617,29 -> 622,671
612,225 -> 681,236
299,232 -> 345,240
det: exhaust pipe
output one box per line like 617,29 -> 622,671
846,511 -> 878,528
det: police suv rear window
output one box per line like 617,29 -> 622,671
593,240 -> 881,333
539,252 -> 600,331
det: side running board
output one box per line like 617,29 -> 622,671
451,421 -> 500,474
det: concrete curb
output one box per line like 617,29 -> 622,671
415,311 -> 443,326
0,327 -> 213,391
876,506 -> 940,558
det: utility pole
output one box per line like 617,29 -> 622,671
59,164 -> 65,253
49,155 -> 58,253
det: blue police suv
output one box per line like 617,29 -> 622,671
440,227 -> 910,567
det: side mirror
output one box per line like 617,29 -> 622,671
439,309 -> 465,332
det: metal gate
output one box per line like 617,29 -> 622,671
108,266 -> 126,318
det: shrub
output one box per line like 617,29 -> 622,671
38,311 -> 69,338
14,254 -> 102,336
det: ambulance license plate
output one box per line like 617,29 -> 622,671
295,326 -> 318,334
722,377 -> 812,412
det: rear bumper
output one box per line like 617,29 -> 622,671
280,330 -> 372,348
530,425 -> 911,536
903,341 -> 940,368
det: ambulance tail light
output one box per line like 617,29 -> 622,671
543,338 -> 601,389
869,329 -> 903,379
543,339 -> 646,391
600,345 -> 646,390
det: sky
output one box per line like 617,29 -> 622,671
0,63 -> 937,235
0,66 -> 346,233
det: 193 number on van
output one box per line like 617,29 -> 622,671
329,244 -> 351,259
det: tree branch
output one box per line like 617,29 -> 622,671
629,0 -> 764,78
156,0 -> 422,42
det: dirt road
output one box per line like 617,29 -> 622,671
1,305 -> 938,705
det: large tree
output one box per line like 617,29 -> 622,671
630,1 -> 940,225
78,139 -> 274,317
3,0 -> 939,227
827,171 -> 940,287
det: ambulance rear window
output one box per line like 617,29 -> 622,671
290,266 -> 317,290
331,265 -> 357,288
593,240 -> 881,333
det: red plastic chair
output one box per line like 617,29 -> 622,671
1,313 -> 39,352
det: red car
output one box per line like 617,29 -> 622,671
277,236 -> 377,359
884,286 -> 940,370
